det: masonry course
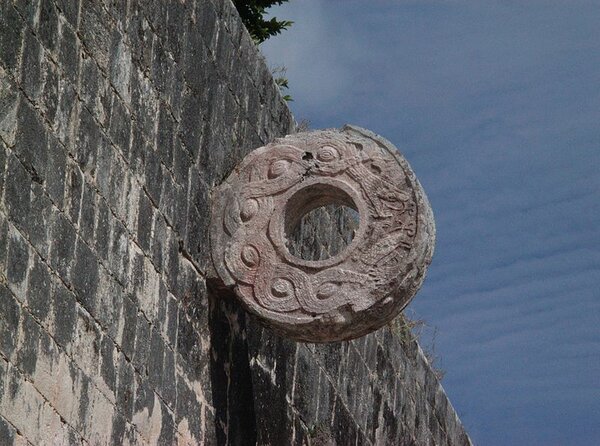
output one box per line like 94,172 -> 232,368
0,0 -> 470,444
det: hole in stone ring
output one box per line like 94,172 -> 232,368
284,184 -> 360,261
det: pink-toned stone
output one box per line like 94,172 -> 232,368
210,125 -> 435,342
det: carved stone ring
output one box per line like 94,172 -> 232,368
210,125 -> 435,342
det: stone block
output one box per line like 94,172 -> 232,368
183,191 -> 210,271
0,0 -> 24,73
176,308 -> 196,365
158,404 -> 175,446
79,1 -> 112,72
115,354 -> 135,420
126,5 -> 153,73
293,346 -> 320,426
150,39 -> 173,96
131,376 -> 160,442
119,294 -> 137,359
150,211 -> 167,272
168,65 -> 185,121
315,369 -> 333,424
49,211 -> 76,279
20,31 -> 45,103
164,237 -> 179,300
1,359 -> 77,444
45,136 -> 67,206
109,412 -> 127,445
0,415 -> 18,444
38,0 -> 59,55
215,27 -> 235,77
70,239 -> 99,311
164,0 -> 185,62
331,397 -> 358,445
108,96 -> 131,158
75,107 -> 101,174
0,214 -> 7,276
132,314 -> 150,375
52,281 -> 76,348
64,159 -> 85,225
165,294 -> 178,348
161,346 -> 176,409
136,191 -> 153,253
24,183 -> 53,257
159,171 -> 177,229
127,124 -> 146,175
0,284 -> 20,358
198,126 -> 226,187
106,154 -> 127,222
198,0 -> 218,51
26,255 -> 51,322
95,267 -> 124,339
143,147 -> 163,206
0,69 -> 19,146
58,16 -> 80,84
175,377 -> 203,444
172,137 -> 191,187
123,174 -> 141,233
6,227 -> 29,295
182,24 -> 208,93
109,34 -> 132,104
78,181 -> 95,242
178,92 -> 203,158
15,311 -> 41,376
53,79 -> 79,150
130,69 -> 158,144
11,103 -> 44,184
156,103 -> 174,168
99,334 -> 117,395
148,327 -> 165,391
125,248 -> 144,301
172,183 -> 188,240
95,134 -> 112,200
94,197 -> 111,261
108,218 -> 129,285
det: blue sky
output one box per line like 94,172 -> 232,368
261,1 -> 600,444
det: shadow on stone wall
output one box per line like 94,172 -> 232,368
207,280 -> 257,445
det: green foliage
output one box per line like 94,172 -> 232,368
234,0 -> 293,44
275,79 -> 293,101
272,65 -> 293,101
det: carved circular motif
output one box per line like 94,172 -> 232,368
210,125 -> 435,342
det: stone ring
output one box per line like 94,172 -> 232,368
210,125 -> 435,342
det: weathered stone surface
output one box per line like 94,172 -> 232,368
211,125 -> 435,342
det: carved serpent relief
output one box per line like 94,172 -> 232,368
210,125 -> 435,342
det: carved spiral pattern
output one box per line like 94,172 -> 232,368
210,126 -> 435,342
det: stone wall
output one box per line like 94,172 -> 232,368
0,0 -> 470,444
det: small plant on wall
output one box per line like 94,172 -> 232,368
271,65 -> 293,101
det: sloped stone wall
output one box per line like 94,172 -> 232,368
247,319 -> 471,445
0,0 -> 470,444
